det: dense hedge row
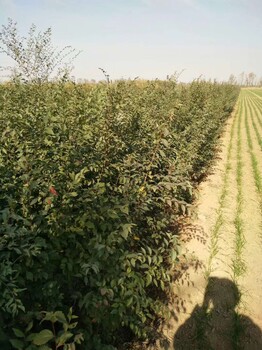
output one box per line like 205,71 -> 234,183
0,80 -> 239,349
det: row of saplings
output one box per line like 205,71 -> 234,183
0,79 -> 239,349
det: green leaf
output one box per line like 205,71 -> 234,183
121,223 -> 133,240
161,139 -> 169,147
30,198 -> 38,205
130,258 -> 136,267
32,329 -> 54,346
41,312 -> 57,323
159,149 -> 166,158
171,249 -> 177,262
25,321 -> 34,333
126,297 -> 133,307
68,322 -> 78,329
26,333 -> 37,341
69,192 -> 78,197
45,127 -> 54,135
10,339 -> 24,349
54,311 -> 67,324
12,328 -> 25,338
120,205 -> 129,214
146,274 -> 152,286
147,255 -> 152,265
74,333 -> 84,344
160,280 -> 165,291
44,138 -> 53,146
56,332 -> 73,346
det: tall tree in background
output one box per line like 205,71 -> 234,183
0,18 -> 80,82
228,74 -> 237,85
245,72 -> 256,86
239,72 -> 245,86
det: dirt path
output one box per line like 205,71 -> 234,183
157,89 -> 262,349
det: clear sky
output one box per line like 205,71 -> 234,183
0,0 -> 262,82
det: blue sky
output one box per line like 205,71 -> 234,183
0,0 -> 262,82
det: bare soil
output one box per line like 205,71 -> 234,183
153,90 -> 262,350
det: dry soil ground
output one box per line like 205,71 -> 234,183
157,89 -> 262,350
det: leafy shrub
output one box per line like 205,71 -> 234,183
0,79 -> 239,349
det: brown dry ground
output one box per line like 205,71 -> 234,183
152,89 -> 262,350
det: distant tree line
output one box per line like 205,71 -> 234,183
228,72 -> 262,87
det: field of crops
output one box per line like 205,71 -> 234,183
0,80 -> 239,349
166,88 -> 262,349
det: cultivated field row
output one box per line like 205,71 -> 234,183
169,89 -> 262,349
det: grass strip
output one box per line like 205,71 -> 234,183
245,96 -> 262,244
205,100 -> 239,278
247,93 -> 262,130
231,96 -> 246,280
245,97 -> 262,196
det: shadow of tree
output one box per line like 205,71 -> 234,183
173,277 -> 262,350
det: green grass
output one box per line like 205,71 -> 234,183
245,96 -> 262,196
244,94 -> 262,245
232,96 -> 246,280
248,94 -> 262,129
205,101 -> 239,278
248,88 -> 262,98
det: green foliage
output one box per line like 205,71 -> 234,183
0,79 -> 239,349
9,308 -> 83,349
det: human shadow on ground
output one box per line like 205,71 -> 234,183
173,277 -> 262,350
